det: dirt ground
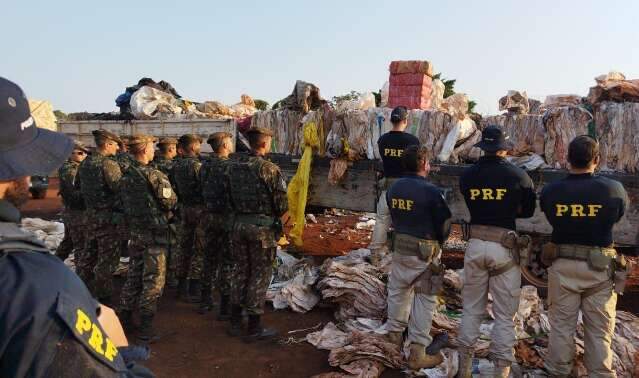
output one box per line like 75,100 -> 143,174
24,179 -> 639,377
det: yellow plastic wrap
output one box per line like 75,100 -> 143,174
287,121 -> 319,247
28,99 -> 57,131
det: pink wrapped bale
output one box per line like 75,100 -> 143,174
387,96 -> 432,110
389,73 -> 433,87
388,85 -> 432,98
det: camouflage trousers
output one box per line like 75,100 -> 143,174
79,212 -> 122,302
177,206 -> 205,280
201,213 -> 231,296
56,209 -> 87,262
165,224 -> 179,285
119,232 -> 167,317
229,222 -> 277,315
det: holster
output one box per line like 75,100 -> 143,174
470,225 -> 530,275
613,255 -> 630,295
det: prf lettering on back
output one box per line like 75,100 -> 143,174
384,148 -> 404,157
469,188 -> 507,200
75,308 -> 118,362
391,198 -> 414,211
555,204 -> 602,217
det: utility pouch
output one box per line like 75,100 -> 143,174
418,240 -> 440,264
588,249 -> 612,272
500,231 -> 518,250
541,242 -> 559,267
613,255 -> 629,295
516,235 -> 532,266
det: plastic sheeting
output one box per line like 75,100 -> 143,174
130,86 -> 183,119
28,100 -> 57,131
288,121 -> 319,247
20,218 -> 64,251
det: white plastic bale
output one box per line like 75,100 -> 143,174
417,110 -> 455,159
430,79 -> 445,111
130,86 -> 183,120
595,102 -> 639,173
437,117 -> 477,162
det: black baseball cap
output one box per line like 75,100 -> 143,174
0,77 -> 73,180
474,125 -> 513,152
390,106 -> 408,123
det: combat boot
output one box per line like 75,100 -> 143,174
187,279 -> 202,303
137,314 -> 159,344
492,359 -> 511,378
217,295 -> 231,321
385,331 -> 403,347
198,287 -> 213,314
243,314 -> 277,343
226,305 -> 243,337
177,278 -> 188,300
407,343 -> 444,370
117,309 -> 135,331
456,346 -> 474,378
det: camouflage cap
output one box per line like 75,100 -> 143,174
73,140 -> 90,153
178,134 -> 203,146
92,129 -> 122,144
127,133 -> 157,146
157,137 -> 178,145
246,127 -> 273,137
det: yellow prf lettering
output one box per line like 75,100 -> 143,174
384,148 -> 391,156
75,309 -> 92,335
481,189 -> 494,200
406,199 -> 413,211
104,338 -> 118,362
496,189 -> 507,200
556,204 -> 569,216
88,324 -> 105,354
391,198 -> 398,208
397,149 -> 403,157
469,189 -> 481,200
588,204 -> 603,217
571,204 -> 586,217
398,199 -> 406,210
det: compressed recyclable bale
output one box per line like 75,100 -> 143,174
543,106 -> 592,169
28,100 -> 57,131
595,101 -> 639,172
481,114 -> 545,156
130,86 -> 182,119
499,90 -> 529,114
389,60 -> 434,76
440,93 -> 468,120
543,94 -> 582,108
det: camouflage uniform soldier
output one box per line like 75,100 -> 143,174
199,132 -> 234,317
227,127 -> 288,341
117,134 -> 177,343
150,137 -> 178,175
150,137 -> 179,287
55,141 -> 89,262
77,130 -> 123,304
115,137 -> 134,263
172,134 -> 206,301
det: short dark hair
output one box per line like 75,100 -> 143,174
247,131 -> 271,149
208,132 -> 233,153
568,135 -> 599,169
402,145 -> 429,173
158,143 -> 172,154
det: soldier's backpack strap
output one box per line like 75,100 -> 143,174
0,222 -> 50,254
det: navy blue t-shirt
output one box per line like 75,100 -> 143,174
377,131 -> 420,178
540,173 -> 628,247
386,174 -> 452,242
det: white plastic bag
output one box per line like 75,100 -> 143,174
380,81 -> 389,107
130,86 -> 183,119
437,117 -> 476,162
430,79 -> 445,110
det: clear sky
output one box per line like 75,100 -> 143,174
3,0 -> 638,115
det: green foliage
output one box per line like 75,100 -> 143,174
253,99 -> 269,111
433,72 -> 479,114
271,100 -> 282,110
467,101 -> 477,114
332,91 -> 361,106
372,90 -> 382,107
53,110 -> 68,121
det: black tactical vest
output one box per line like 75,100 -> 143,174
119,163 -> 168,230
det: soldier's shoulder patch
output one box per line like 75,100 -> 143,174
162,187 -> 173,199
